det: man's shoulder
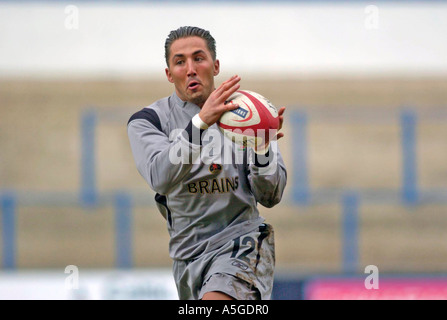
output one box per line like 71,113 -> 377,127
127,95 -> 173,130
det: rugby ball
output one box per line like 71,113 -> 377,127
217,90 -> 279,148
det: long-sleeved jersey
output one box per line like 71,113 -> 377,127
127,92 -> 287,261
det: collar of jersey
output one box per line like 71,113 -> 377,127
172,92 -> 201,116
172,91 -> 187,107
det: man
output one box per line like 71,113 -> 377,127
127,26 -> 287,300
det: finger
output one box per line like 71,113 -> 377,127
216,76 -> 241,100
222,77 -> 241,97
277,106 -> 285,130
224,74 -> 240,85
221,82 -> 241,105
217,86 -> 241,113
215,75 -> 241,97
278,106 -> 286,116
264,130 -> 283,143
223,99 -> 240,111
278,116 -> 284,131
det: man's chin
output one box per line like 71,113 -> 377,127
190,97 -> 206,107
187,92 -> 207,107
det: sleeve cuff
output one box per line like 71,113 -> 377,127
192,114 -> 209,130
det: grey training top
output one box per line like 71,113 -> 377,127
127,92 -> 287,261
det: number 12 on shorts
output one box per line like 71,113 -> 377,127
230,236 -> 256,264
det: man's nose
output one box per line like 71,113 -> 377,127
186,60 -> 197,77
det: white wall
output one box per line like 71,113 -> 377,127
0,269 -> 178,300
1,1 -> 447,79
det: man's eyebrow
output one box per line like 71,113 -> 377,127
172,50 -> 206,60
192,49 -> 206,56
172,53 -> 185,60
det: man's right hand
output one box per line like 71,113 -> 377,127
198,75 -> 241,127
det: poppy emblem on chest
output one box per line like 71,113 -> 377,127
209,163 -> 222,174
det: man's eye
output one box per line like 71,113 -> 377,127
176,60 -> 184,65
195,57 -> 203,62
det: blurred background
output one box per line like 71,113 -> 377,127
1,0 -> 447,299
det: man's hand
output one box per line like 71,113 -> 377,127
198,75 -> 241,127
276,106 -> 286,140
254,106 -> 286,153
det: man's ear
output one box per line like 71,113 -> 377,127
213,59 -> 220,76
165,67 -> 174,83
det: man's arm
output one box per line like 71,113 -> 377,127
127,110 -> 204,195
248,106 -> 287,208
247,141 -> 287,208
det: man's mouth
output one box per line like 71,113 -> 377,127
187,80 -> 201,90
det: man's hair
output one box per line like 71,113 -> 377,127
164,26 -> 216,67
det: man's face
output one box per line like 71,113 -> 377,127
165,36 -> 220,107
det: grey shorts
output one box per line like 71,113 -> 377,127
172,223 -> 275,300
